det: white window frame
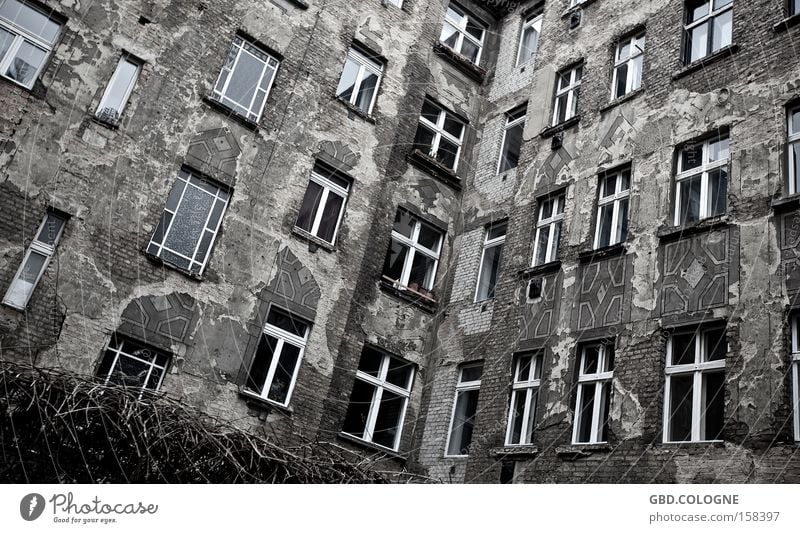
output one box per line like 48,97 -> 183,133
98,336 -> 170,399
515,13 -> 542,67
416,99 -> 465,172
343,349 -> 415,451
0,0 -> 61,89
497,106 -> 526,174
792,0 -> 800,16
552,65 -> 582,126
569,0 -> 587,7
440,4 -> 486,65
611,33 -> 645,100
295,166 -> 350,244
384,211 -> 443,293
788,106 -> 800,195
791,316 -> 800,441
572,343 -> 614,445
662,327 -> 727,443
211,36 -> 279,123
532,192 -> 565,266
683,0 -> 733,64
384,0 -> 403,7
673,135 -> 729,226
474,222 -> 507,302
146,170 -> 230,275
95,55 -> 141,124
245,305 -> 311,408
445,363 -> 483,457
593,168 -> 630,249
505,352 -> 542,446
2,211 -> 65,310
336,47 -> 383,115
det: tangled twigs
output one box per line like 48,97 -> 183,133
0,362 -> 408,483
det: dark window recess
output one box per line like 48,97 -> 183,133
528,278 -> 543,299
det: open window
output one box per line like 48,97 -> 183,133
382,209 -> 443,300
413,98 -> 466,172
446,362 -> 483,456
335,45 -> 383,115
532,191 -> 565,266
516,13 -> 542,67
552,64 -> 582,126
475,221 -> 507,302
95,54 -> 141,126
506,352 -> 543,446
497,105 -> 526,174
572,342 -> 614,444
611,32 -> 645,100
439,3 -> 486,65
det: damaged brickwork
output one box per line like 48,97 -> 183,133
0,0 -> 799,483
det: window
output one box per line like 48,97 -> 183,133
0,0 -> 62,89
382,209 -> 443,298
146,169 -> 230,275
573,343 -> 614,444
612,33 -> 645,100
2,210 -> 65,309
497,105 -> 526,174
96,335 -> 170,397
384,0 -> 403,7
475,221 -> 506,302
244,306 -> 311,407
683,0 -> 733,64
439,4 -> 486,65
335,46 -> 383,115
532,192 -> 565,266
95,55 -> 141,125
506,352 -> 542,446
791,316 -> 800,441
342,346 -> 415,451
516,14 -> 542,67
569,0 -> 587,6
446,363 -> 483,456
294,163 -> 350,244
594,167 -> 630,249
663,326 -> 726,442
210,36 -> 279,123
552,64 -> 582,126
413,98 -> 465,172
674,134 -> 729,225
788,106 -> 800,195
792,0 -> 800,16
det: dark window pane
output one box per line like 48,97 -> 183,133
109,354 -> 150,388
420,100 -> 440,123
517,355 -> 532,382
576,383 -> 596,443
267,342 -> 301,404
614,64 -> 628,99
476,243 -> 502,301
392,210 -> 415,238
417,223 -> 441,251
687,0 -> 709,23
671,332 -> 696,365
447,388 -> 480,455
555,94 -> 568,124
597,204 -> 614,248
669,374 -> 694,441
703,371 -> 725,440
534,226 -> 550,265
386,356 -> 413,389
145,367 -> 165,390
246,334 -> 277,395
408,252 -> 436,291
705,328 -> 726,361
372,390 -> 405,448
508,391 -> 526,445
619,199 -> 629,243
193,230 -> 214,265
436,137 -> 458,170
499,122 -> 523,173
266,307 -> 308,338
678,175 -> 702,224
342,379 -> 376,437
681,144 -> 703,171
316,192 -> 344,243
582,346 -> 600,374
354,71 -> 378,113
36,213 -> 65,245
357,347 -> 383,377
295,180 -> 323,233
599,382 -> 611,442
207,199 -> 226,230
709,168 -> 728,216
792,142 -> 800,192
461,364 -> 483,383
605,345 -> 615,372
443,115 -> 463,138
382,239 -> 408,282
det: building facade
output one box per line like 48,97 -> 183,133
1,0 -> 800,483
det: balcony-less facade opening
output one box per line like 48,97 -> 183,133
497,105 -> 526,174
382,209 -> 443,300
532,191 -> 565,266
612,32 -> 645,100
683,0 -> 732,64
792,315 -> 800,442
516,14 -> 542,67
335,46 -> 383,115
674,134 -> 729,226
505,352 -> 543,446
244,306 -> 311,408
439,3 -> 486,65
96,334 -> 171,398
0,0 -> 62,89
475,221 -> 506,302
413,98 -> 466,172
342,346 -> 415,451
2,210 -> 66,310
552,64 -> 582,126
95,55 -> 141,126
573,342 -> 614,444
594,167 -> 630,249
788,106 -> 800,195
446,362 -> 483,456
294,163 -> 351,245
663,326 -> 726,442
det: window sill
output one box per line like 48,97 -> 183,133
0,73 -> 45,99
656,215 -> 731,243
336,432 -> 407,461
540,115 -> 581,139
577,242 -> 627,263
290,226 -> 337,253
284,0 -> 309,9
657,440 -> 725,448
1,300 -> 26,313
202,95 -> 260,131
379,277 -> 437,313
555,443 -> 611,460
432,41 -> 486,84
142,249 -> 204,281
91,115 -> 121,130
490,445 -> 539,458
771,193 -> 800,213
519,260 -> 561,278
774,13 -> 800,32
238,389 -> 294,415
599,87 -> 645,114
406,148 -> 462,191
334,95 -> 377,123
671,44 -> 740,81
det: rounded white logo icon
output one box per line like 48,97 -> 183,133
20,493 -> 45,521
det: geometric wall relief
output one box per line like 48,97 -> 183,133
315,139 -> 360,172
780,211 -> 800,295
658,227 -> 735,316
521,270 -> 561,340
118,292 -> 198,351
574,254 -> 631,331
185,128 -> 242,184
264,247 -> 321,319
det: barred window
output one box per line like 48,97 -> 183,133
96,335 -> 171,397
